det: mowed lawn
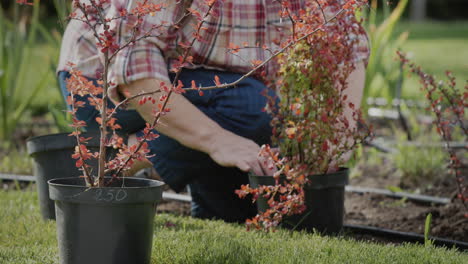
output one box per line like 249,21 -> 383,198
0,190 -> 467,264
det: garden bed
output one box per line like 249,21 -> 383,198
346,150 -> 468,243
345,192 -> 467,243
0,190 -> 467,264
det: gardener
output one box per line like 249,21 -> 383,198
57,0 -> 369,222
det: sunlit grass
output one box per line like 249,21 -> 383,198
393,21 -> 468,100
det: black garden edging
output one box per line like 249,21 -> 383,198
0,173 -> 35,182
0,173 -> 450,204
344,224 -> 468,251
0,173 -> 191,202
0,173 -> 451,205
345,186 -> 450,205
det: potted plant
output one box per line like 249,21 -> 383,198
236,6 -> 371,233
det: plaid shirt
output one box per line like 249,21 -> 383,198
58,0 -> 369,102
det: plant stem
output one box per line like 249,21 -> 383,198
97,52 -> 109,187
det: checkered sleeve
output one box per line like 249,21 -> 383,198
107,41 -> 170,102
105,0 -> 186,103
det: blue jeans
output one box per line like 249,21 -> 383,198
58,69 -> 275,222
58,72 -> 147,135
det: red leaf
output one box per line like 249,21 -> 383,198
187,8 -> 202,20
228,42 -> 240,53
321,141 -> 329,152
321,113 -> 328,122
251,60 -> 263,67
75,159 -> 83,168
16,0 -> 33,5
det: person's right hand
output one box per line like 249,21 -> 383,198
206,129 -> 277,176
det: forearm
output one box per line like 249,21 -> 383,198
329,61 -> 366,170
119,78 -> 223,154
342,61 -> 365,129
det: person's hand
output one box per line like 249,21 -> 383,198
206,130 -> 277,176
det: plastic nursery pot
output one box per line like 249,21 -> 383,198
49,177 -> 164,264
249,168 -> 349,234
27,133 -> 101,220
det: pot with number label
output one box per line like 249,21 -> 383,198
48,177 -> 164,264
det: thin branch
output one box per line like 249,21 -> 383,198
108,28 -> 164,62
228,45 -> 276,56
108,90 -> 162,118
438,87 -> 468,136
282,0 -> 297,40
69,90 -> 94,186
76,3 -> 103,47
314,0 -> 328,23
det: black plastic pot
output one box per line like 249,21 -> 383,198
249,168 -> 349,234
27,133 -> 101,220
49,177 -> 164,264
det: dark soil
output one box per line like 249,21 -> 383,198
157,199 -> 191,216
129,182 -> 468,244
344,192 -> 468,242
346,147 -> 468,242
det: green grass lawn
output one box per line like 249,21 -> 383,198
0,190 -> 467,264
28,43 -> 63,113
395,20 -> 468,99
